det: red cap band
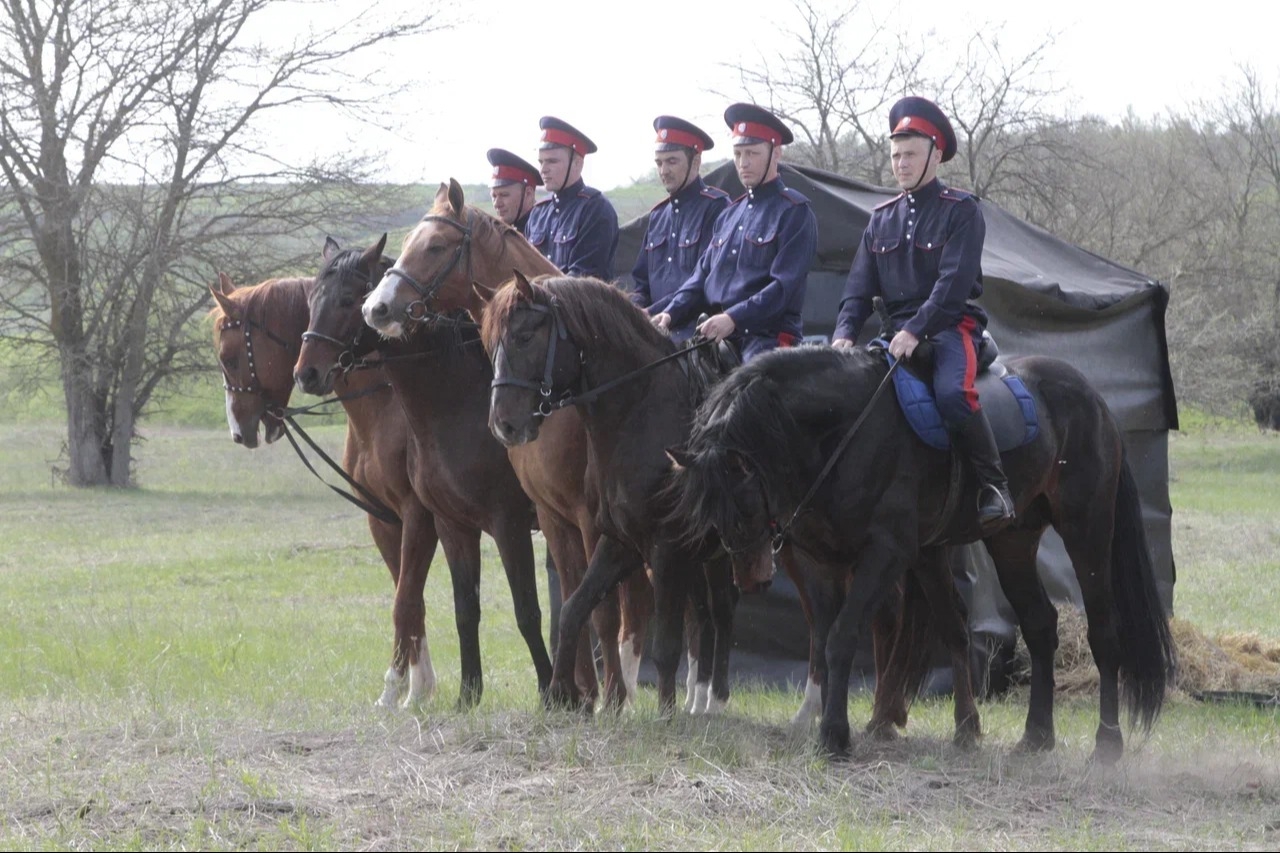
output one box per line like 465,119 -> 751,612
731,120 -> 781,145
492,164 -> 536,185
656,127 -> 704,151
541,127 -> 589,156
891,115 -> 943,150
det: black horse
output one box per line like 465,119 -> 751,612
669,344 -> 1175,762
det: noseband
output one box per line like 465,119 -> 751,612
381,212 -> 474,322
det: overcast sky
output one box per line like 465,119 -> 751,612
294,0 -> 1278,191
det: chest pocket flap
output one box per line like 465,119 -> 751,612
871,235 -> 901,254
552,225 -> 579,245
745,227 -> 778,247
677,225 -> 703,249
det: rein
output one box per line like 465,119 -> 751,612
769,352 -> 901,553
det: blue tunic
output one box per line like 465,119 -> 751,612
834,178 -> 989,426
525,179 -> 619,281
630,178 -> 729,341
659,177 -> 817,359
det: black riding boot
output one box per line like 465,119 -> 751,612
953,409 -> 1015,528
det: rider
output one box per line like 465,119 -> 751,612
486,147 -> 542,235
830,96 -> 1015,529
629,115 -> 730,343
650,103 -> 817,361
525,116 -> 620,281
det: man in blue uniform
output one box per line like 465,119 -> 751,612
651,103 -> 817,361
630,115 -> 730,343
486,148 -> 542,235
831,96 -> 1014,528
525,116 -> 619,281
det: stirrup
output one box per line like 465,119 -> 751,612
977,483 -> 1015,524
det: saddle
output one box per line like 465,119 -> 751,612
875,332 -> 1040,452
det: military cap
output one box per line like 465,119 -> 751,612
888,96 -> 958,163
486,148 -> 542,188
653,115 -> 715,152
538,116 -> 598,156
724,103 -> 794,146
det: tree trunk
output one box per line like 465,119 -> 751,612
62,354 -> 109,486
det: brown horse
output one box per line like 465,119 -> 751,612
479,273 -> 738,715
293,237 -> 556,707
209,271 -> 443,707
361,181 -> 734,713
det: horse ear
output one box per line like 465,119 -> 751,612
210,275 -> 236,314
472,281 -> 496,304
322,236 -> 340,261
666,446 -> 696,470
433,181 -> 449,208
513,269 -> 534,301
359,233 -> 388,270
448,178 -> 465,216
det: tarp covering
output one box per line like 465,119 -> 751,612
618,162 -> 1179,684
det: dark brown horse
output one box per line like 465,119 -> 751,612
670,345 -> 1176,761
209,271 -> 443,707
479,273 -> 737,715
294,237 -> 554,707
361,181 -> 734,713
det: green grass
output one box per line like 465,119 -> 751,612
0,419 -> 1276,850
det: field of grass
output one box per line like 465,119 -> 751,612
0,417 -> 1276,850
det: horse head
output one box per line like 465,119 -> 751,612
295,235 -> 391,396
481,271 -> 587,447
209,272 -> 309,448
666,445 -> 777,593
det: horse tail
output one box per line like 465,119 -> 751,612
1111,449 -> 1176,732
895,572 -> 938,711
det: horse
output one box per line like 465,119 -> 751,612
477,271 -> 739,715
360,181 -> 736,713
208,270 -> 445,708
668,344 -> 1176,761
293,236 -> 555,707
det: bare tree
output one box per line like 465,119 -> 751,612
0,0 -> 442,486
719,0 -> 921,183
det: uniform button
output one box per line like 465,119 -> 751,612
927,242 -> 933,248
908,220 -> 913,225
671,233 -> 676,238
738,225 -> 743,230
732,249 -> 737,255
907,232 -> 913,239
667,257 -> 673,262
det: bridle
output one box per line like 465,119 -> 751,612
489,294 -> 713,419
301,264 -> 380,375
380,211 -> 475,323
218,314 -> 296,408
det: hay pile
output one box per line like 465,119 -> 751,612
1010,606 -> 1280,698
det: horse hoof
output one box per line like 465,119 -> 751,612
1090,728 -> 1124,765
543,681 -> 582,712
865,720 -> 900,742
819,721 -> 852,758
1014,731 -> 1055,754
953,727 -> 982,750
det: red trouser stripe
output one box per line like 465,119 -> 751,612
959,315 -> 980,412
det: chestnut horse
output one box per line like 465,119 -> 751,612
292,238 -> 555,707
360,181 -> 734,712
209,271 -> 443,707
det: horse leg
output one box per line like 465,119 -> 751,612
781,549 -> 824,729
683,569 -> 712,714
367,513 -> 414,707
548,534 -> 641,712
704,551 -> 737,714
647,542 -> 695,718
540,517 -> 598,710
489,512 -> 553,696
821,534 -> 906,758
618,569 -> 653,711
913,546 -> 981,748
434,520 -> 485,709
985,527 -> 1057,753
391,503 -> 440,708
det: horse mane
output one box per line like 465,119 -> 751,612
210,276 -> 312,324
481,275 -> 675,361
668,346 -> 886,541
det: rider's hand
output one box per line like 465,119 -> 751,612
651,312 -> 672,332
698,313 -> 736,342
831,337 -> 855,350
888,329 -> 920,359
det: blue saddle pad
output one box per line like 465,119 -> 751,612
884,351 -> 1039,452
